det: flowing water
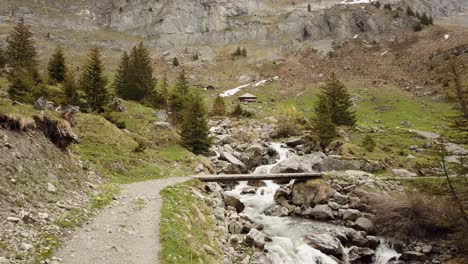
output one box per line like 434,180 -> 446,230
224,143 -> 400,263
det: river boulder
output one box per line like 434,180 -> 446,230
291,179 -> 334,206
347,246 -> 375,263
306,204 -> 335,220
270,152 -> 325,173
245,228 -> 265,250
304,233 -> 344,257
223,194 -> 245,213
352,217 -> 377,235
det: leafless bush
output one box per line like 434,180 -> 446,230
372,190 -> 456,239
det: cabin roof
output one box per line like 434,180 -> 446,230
239,93 -> 257,98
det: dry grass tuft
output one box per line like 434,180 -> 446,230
0,113 -> 35,131
372,190 -> 457,239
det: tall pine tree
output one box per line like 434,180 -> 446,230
0,45 -> 5,70
180,92 -> 211,154
169,70 -> 190,124
48,45 -> 67,84
114,43 -> 154,101
313,94 -> 337,150
114,51 -> 131,98
319,74 -> 356,127
80,47 -> 109,111
7,69 -> 36,103
6,18 -> 38,76
63,71 -> 80,106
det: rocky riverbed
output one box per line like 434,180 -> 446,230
194,118 -> 462,263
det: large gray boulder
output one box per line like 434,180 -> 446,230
391,169 -> 417,177
352,217 -> 377,235
220,152 -> 246,169
270,152 -> 325,173
304,233 -> 343,257
223,194 -> 245,213
291,180 -> 333,206
306,204 -> 335,220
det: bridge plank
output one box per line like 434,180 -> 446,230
192,172 -> 323,182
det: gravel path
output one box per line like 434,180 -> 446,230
53,177 -> 189,264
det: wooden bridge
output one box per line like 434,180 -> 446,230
191,172 -> 323,182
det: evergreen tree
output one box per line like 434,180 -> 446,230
169,70 -> 190,124
307,3 -> 312,12
447,59 -> 468,143
234,46 -> 242,56
7,69 -> 35,103
406,6 -> 414,17
180,92 -> 211,154
428,16 -> 434,25
159,75 -> 170,110
312,94 -> 337,150
172,57 -> 180,67
211,95 -> 226,116
5,18 -> 38,76
0,45 -> 5,70
114,51 -> 131,98
421,13 -> 430,25
230,103 -> 244,117
63,71 -> 80,106
130,42 -> 154,101
242,47 -> 247,57
79,47 -> 109,111
383,4 -> 392,11
48,45 -> 67,84
374,1 -> 381,9
319,74 -> 356,127
415,12 -> 421,19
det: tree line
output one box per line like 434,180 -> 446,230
0,19 -> 211,154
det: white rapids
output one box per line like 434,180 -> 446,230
225,143 -> 400,263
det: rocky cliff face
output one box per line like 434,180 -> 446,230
0,0 -> 466,49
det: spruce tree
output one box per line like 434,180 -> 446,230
130,42 -> 154,101
0,45 -> 5,70
211,95 -> 226,116
48,45 -> 67,84
172,57 -> 180,67
406,7 -> 414,17
169,70 -> 190,124
180,92 -> 211,154
79,47 -> 109,111
159,76 -> 169,110
63,71 -> 80,106
374,1 -> 381,9
230,103 -> 244,117
362,134 -> 376,152
234,46 -> 242,56
319,74 -> 356,127
307,3 -> 312,12
6,18 -> 38,76
421,13 -> 430,25
242,47 -> 247,57
313,94 -> 337,150
114,51 -> 131,98
7,69 -> 35,103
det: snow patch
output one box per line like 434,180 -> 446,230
341,0 -> 374,4
220,78 -> 279,98
444,34 -> 450,40
380,50 -> 388,56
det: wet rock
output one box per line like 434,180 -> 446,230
273,186 -> 291,201
245,228 -> 265,250
366,236 -> 381,249
241,186 -> 257,194
347,246 -> 375,263
340,209 -> 361,221
248,180 -> 267,187
351,231 -> 369,247
307,204 -> 335,220
270,152 -> 325,173
264,204 -> 289,217
304,233 -> 343,257
220,152 -> 246,169
223,194 -> 245,213
401,250 -> 427,261
352,217 -> 377,235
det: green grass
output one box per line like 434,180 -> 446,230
160,180 -> 221,264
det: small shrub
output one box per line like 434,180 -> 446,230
273,106 -> 303,138
361,134 -> 376,152
132,135 -> 147,153
372,191 -> 455,239
413,22 -> 423,32
172,57 -> 179,67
